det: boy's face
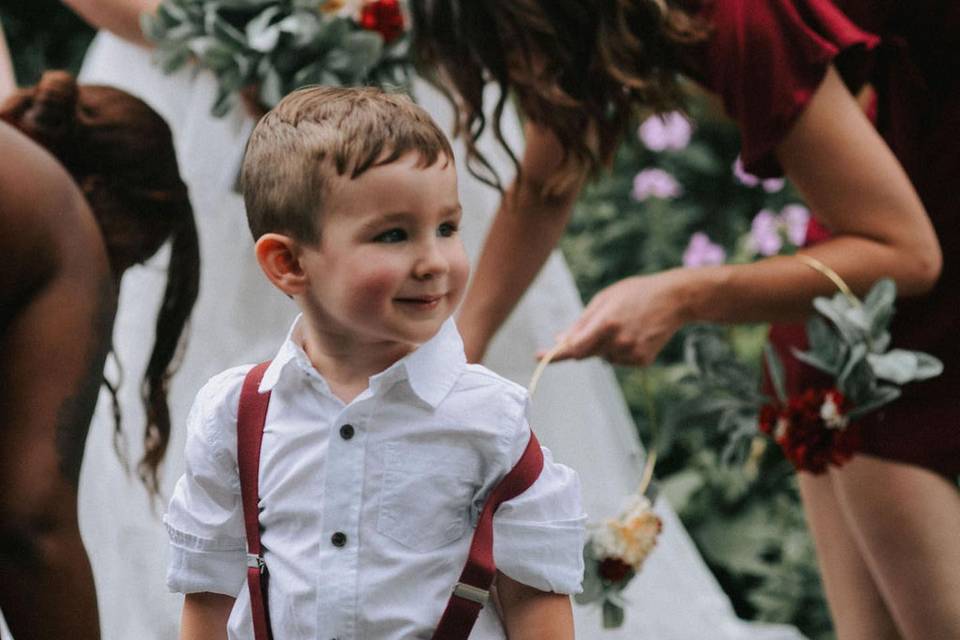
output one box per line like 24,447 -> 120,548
296,152 -> 469,348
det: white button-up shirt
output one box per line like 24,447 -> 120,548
165,317 -> 586,639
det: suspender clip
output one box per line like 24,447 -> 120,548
246,553 -> 266,573
452,582 -> 489,607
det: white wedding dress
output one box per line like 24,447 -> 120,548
0,31 -> 808,640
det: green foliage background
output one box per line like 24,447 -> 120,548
563,94 -> 834,639
6,6 -> 832,638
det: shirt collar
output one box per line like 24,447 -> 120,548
259,315 -> 466,408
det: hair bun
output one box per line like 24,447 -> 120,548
22,70 -> 79,151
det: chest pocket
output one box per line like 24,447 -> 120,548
377,441 -> 479,552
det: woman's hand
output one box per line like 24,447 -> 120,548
543,269 -> 692,366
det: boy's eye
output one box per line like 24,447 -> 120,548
437,222 -> 458,238
374,228 -> 407,243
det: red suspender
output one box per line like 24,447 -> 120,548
237,363 -> 544,640
431,431 -> 544,640
237,362 -> 273,640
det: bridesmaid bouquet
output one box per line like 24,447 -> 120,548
576,493 -> 662,628
141,0 -> 411,116
682,269 -> 943,474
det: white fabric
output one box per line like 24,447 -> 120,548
0,30 -> 811,640
165,316 -> 585,639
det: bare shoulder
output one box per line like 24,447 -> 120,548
0,122 -> 108,307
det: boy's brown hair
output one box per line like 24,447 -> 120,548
241,85 -> 454,243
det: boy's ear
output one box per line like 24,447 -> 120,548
255,233 -> 307,296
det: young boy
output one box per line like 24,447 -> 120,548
164,86 -> 586,639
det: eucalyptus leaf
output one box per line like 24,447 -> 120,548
277,11 -> 323,48
259,66 -> 285,107
791,347 -> 840,377
813,295 -> 860,343
602,600 -> 626,628
806,316 -> 839,357
846,385 -> 901,420
866,350 -> 919,385
864,278 -> 896,315
245,6 -> 282,52
913,352 -> 945,380
837,342 -> 868,395
763,343 -> 787,404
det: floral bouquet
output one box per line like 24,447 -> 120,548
141,0 -> 411,117
576,493 -> 662,628
681,259 -> 943,474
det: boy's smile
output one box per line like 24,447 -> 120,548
295,152 -> 469,354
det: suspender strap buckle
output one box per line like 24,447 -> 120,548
452,582 -> 489,607
247,552 -> 265,573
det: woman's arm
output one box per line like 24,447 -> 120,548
548,65 -> 941,364
61,0 -> 161,47
496,571 -> 574,640
0,20 -> 15,100
457,122 -> 585,362
179,592 -> 234,640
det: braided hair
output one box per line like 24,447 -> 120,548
1,70 -> 200,497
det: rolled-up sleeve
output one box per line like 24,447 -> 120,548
164,368 -> 249,596
493,398 -> 587,595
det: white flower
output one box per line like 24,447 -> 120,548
598,495 -> 662,570
774,417 -> 789,440
820,393 -> 849,430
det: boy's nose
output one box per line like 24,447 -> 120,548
413,241 -> 449,280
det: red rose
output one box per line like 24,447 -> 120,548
598,557 -> 634,584
763,388 -> 860,474
359,0 -> 405,44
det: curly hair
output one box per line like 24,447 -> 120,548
1,70 -> 200,497
411,0 -> 707,195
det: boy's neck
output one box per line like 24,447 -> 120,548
299,318 -> 417,405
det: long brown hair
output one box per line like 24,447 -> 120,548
1,70 -> 200,496
411,0 -> 707,194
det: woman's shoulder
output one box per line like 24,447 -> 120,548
0,122 -> 109,307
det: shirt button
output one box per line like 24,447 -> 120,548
331,531 -> 347,547
339,424 -> 355,440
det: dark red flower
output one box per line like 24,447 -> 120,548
761,388 -> 860,474
359,0 -> 405,44
598,557 -> 634,584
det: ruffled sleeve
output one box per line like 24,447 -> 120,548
698,0 -> 879,176
493,397 -> 587,595
164,366 -> 251,596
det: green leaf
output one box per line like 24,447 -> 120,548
866,350 -> 919,384
791,347 -> 840,377
602,599 -> 626,628
913,352 -> 945,380
764,343 -> 787,404
847,385 -> 901,420
837,342 -> 868,395
245,6 -> 282,52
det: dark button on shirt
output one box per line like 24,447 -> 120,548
339,424 -> 355,440
331,531 -> 347,547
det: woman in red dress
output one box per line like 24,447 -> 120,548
411,1 -> 960,638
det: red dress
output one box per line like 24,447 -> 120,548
694,0 -> 960,477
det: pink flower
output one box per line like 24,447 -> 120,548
749,209 -> 783,256
637,112 -> 693,152
781,204 -> 810,246
682,232 -> 726,267
732,156 -> 760,187
632,168 -> 682,201
733,156 -> 786,192
762,177 -> 786,193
